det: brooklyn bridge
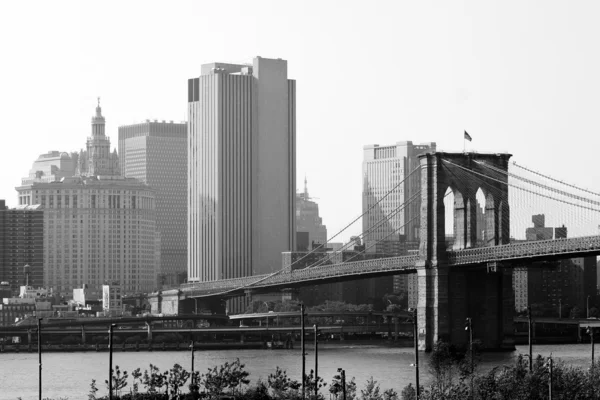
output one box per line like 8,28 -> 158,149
150,151 -> 600,351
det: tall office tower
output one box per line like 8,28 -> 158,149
362,141 -> 436,303
118,120 -> 187,285
0,200 -> 44,294
187,56 -> 296,283
296,178 -> 327,251
16,104 -> 160,296
76,99 -> 120,177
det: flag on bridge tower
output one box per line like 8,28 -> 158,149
464,130 -> 472,142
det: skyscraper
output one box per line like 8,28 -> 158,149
0,200 -> 44,294
362,141 -> 436,302
118,120 -> 187,285
187,56 -> 296,282
16,103 -> 160,296
296,178 -> 327,251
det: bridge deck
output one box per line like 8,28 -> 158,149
177,235 -> 600,298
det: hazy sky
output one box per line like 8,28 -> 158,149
2,1 -> 600,243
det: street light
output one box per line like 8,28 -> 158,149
527,306 -> 533,372
409,308 -> 420,400
587,327 -> 595,367
108,324 -> 116,400
337,368 -> 346,400
301,304 -> 306,400
314,324 -> 319,397
587,295 -> 591,319
465,317 -> 474,398
38,317 -> 42,400
263,302 -> 270,329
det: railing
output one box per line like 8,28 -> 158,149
181,254 -> 419,297
448,235 -> 600,265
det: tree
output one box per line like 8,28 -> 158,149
105,365 -> 128,397
330,373 -> 357,400
201,358 -> 250,397
142,363 -> 168,394
570,306 -> 583,319
267,366 -> 300,398
360,377 -> 382,400
167,363 -> 191,397
590,307 -> 600,318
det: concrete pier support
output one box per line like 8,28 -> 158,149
146,322 -> 153,342
81,326 -> 86,344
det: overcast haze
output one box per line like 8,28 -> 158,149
2,1 -> 600,243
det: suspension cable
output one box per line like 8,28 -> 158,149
442,159 -> 600,213
475,160 -> 600,207
513,161 -> 600,197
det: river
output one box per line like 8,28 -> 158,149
0,343 -> 595,400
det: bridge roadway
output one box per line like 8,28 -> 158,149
178,235 -> 600,298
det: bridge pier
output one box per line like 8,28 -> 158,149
417,152 -> 514,351
81,326 -> 86,344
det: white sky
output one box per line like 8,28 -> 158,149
2,0 -> 600,243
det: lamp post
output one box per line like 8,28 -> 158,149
465,317 -> 474,398
263,302 -> 270,329
301,304 -> 306,399
337,368 -> 346,400
546,355 -> 553,400
108,324 -> 116,400
528,306 -> 533,372
587,327 -> 595,367
587,295 -> 591,319
190,340 -> 195,387
314,324 -> 319,397
411,308 -> 420,400
38,318 -> 42,400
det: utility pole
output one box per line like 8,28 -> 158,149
301,304 -> 305,399
108,324 -> 116,400
38,318 -> 42,400
528,306 -> 533,372
412,308 -> 420,400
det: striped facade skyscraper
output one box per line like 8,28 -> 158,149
187,56 -> 296,284
118,120 -> 187,285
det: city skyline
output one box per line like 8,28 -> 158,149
2,1 -> 600,244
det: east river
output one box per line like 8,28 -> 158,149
0,343 -> 595,400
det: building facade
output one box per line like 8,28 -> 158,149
296,178 -> 327,251
362,141 -> 436,304
118,120 -> 187,285
0,200 -> 44,294
187,56 -> 296,283
16,103 -> 160,296
513,215 -> 597,314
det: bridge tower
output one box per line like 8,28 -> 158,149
417,152 -> 514,351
